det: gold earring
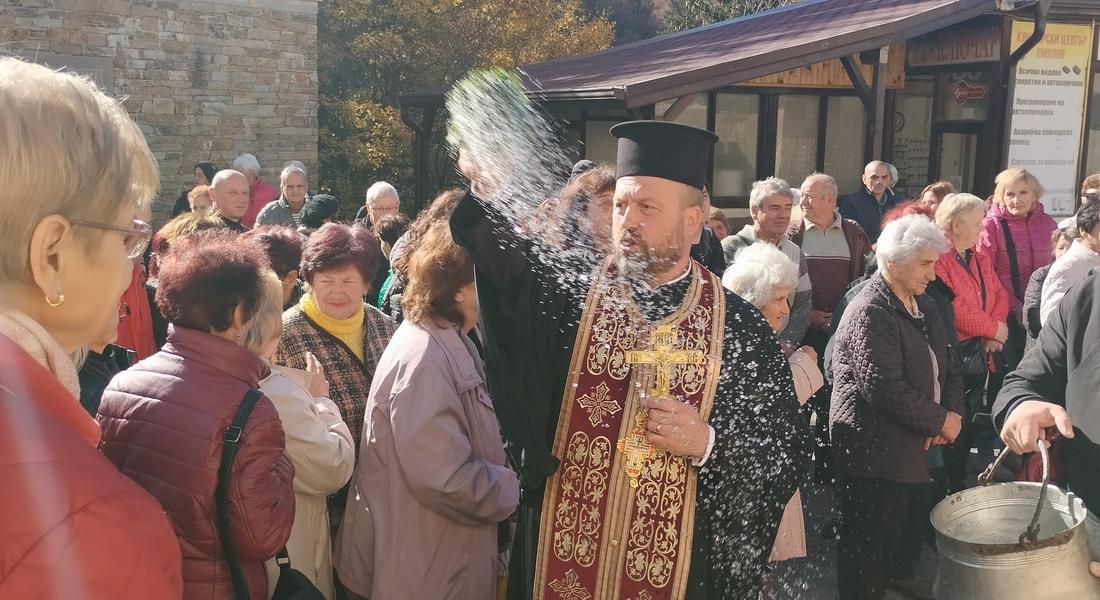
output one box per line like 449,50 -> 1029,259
45,293 -> 65,308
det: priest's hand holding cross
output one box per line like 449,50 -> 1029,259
644,396 -> 710,459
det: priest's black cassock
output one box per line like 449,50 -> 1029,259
450,122 -> 810,599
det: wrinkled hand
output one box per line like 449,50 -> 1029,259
305,352 -> 330,398
923,435 -> 951,450
940,411 -> 963,444
795,346 -> 818,363
981,338 -> 1003,354
1000,400 -> 1074,454
994,322 -> 1009,344
644,396 -> 709,459
810,310 -> 832,331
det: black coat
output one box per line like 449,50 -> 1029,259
690,227 -> 726,276
830,274 -> 965,483
78,345 -> 133,417
838,187 -> 900,243
995,269 -> 1100,510
451,190 -> 809,600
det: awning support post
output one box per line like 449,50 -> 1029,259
660,93 -> 699,122
400,104 -> 438,213
870,46 -> 889,160
841,55 -> 873,111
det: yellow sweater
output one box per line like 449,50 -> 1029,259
299,292 -> 365,362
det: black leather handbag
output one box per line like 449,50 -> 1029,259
957,337 -> 989,377
216,390 -> 324,600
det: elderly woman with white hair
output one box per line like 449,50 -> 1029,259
723,243 -> 823,567
829,214 -> 965,599
933,192 -> 1010,493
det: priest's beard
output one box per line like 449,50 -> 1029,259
614,220 -> 687,283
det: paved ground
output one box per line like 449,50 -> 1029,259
770,476 -> 939,599
768,448 -> 1014,600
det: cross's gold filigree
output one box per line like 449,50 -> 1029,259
577,382 -> 621,427
625,325 -> 706,399
617,326 -> 705,487
549,569 -> 592,600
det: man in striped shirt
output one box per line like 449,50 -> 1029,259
788,172 -> 870,482
255,164 -> 309,227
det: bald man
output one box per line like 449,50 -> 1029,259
839,161 -> 900,243
209,169 -> 251,233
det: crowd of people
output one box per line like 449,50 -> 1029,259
2,56 -> 1098,600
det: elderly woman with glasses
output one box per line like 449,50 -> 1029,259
830,215 -> 965,599
0,57 -> 180,596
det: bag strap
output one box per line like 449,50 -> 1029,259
215,389 -> 263,600
998,217 -> 1024,298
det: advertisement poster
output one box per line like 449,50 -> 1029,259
1006,21 -> 1094,217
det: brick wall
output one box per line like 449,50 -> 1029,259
2,0 -> 319,222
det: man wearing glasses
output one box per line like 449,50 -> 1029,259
839,160 -> 900,243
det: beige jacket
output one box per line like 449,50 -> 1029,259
770,349 -> 823,562
261,364 -> 356,599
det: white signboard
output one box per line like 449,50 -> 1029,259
1006,22 -> 1094,217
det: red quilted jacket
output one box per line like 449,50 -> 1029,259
0,333 -> 182,598
934,247 -> 1010,342
98,325 -> 294,600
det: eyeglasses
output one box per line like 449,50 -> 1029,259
70,219 -> 153,259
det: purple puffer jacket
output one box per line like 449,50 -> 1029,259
978,202 -> 1058,312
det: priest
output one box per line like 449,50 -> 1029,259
451,120 -> 810,599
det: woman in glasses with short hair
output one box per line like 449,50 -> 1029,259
0,57 -> 181,597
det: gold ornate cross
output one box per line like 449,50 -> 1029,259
624,325 -> 706,399
616,326 -> 705,488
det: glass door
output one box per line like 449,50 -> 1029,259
931,122 -> 983,195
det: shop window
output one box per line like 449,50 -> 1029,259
895,78 -> 935,197
655,95 -> 708,129
939,71 -> 991,121
713,94 -> 759,197
824,96 -> 867,196
775,96 -> 819,186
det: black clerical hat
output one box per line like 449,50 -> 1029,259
610,120 -> 718,190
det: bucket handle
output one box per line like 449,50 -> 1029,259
976,442 -> 1050,549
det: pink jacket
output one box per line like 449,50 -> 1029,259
935,248 -> 1010,341
243,177 -> 279,228
978,202 -> 1057,311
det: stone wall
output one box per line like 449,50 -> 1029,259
2,0 -> 319,221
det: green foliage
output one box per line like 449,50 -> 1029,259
662,0 -> 798,33
317,0 -> 614,212
583,0 -> 659,44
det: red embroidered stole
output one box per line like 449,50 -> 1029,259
533,260 -> 726,600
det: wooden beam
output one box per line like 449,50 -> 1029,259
840,55 -> 873,111
660,93 -> 698,122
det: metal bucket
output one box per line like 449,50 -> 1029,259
931,444 -> 1100,599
